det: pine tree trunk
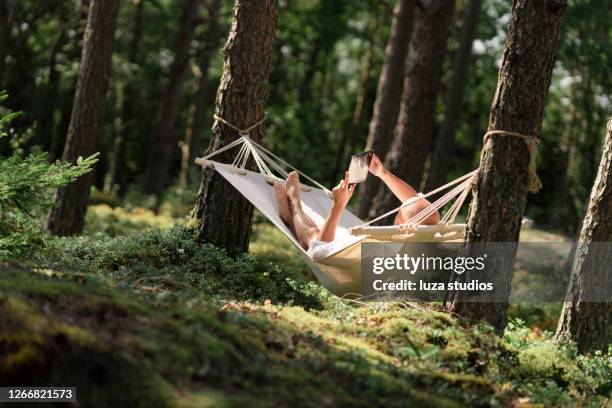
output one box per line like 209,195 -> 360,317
109,0 -> 145,195
190,0 -> 278,252
369,0 -> 456,219
143,0 -> 200,201
330,20 -> 377,184
448,0 -> 566,332
426,0 -> 483,192
0,0 -> 16,86
178,0 -> 222,192
45,0 -> 120,236
556,119 -> 612,353
40,2 -> 70,156
357,0 -> 415,219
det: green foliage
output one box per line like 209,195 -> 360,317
0,94 -> 98,261
1,259 -> 610,407
0,151 -> 99,216
39,225 -> 330,310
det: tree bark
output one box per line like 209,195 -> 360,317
39,1 -> 70,156
448,0 -> 566,332
556,119 -> 612,353
190,0 -> 278,252
369,0 -> 456,219
330,20 -> 378,184
357,0 -> 415,219
425,0 -> 483,192
143,0 -> 200,201
178,0 -> 222,192
45,0 -> 120,235
0,0 -> 16,86
108,0 -> 145,195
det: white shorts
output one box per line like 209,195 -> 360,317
307,240 -> 346,261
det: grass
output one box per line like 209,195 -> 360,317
0,207 -> 610,407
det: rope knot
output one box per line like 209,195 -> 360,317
214,114 -> 267,136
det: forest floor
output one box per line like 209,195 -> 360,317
1,203 -> 610,407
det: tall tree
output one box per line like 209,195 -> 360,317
108,0 -> 146,195
357,0 -> 415,219
39,1 -> 70,157
425,0 -> 483,192
143,0 -> 200,202
178,0 -> 222,192
190,0 -> 278,251
330,19 -> 378,184
0,0 -> 16,87
556,119 -> 612,353
448,0 -> 565,332
45,0 -> 121,235
369,0 -> 456,219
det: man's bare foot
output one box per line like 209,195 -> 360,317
274,182 -> 293,228
285,171 -> 302,211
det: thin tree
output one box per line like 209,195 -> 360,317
448,0 -> 566,332
178,0 -> 222,193
330,19 -> 378,184
357,0 -> 415,219
426,0 -> 483,192
369,0 -> 456,219
143,0 -> 200,203
190,0 -> 278,251
39,1 -> 70,156
108,0 -> 146,195
45,0 -> 121,236
0,0 -> 17,86
556,119 -> 612,353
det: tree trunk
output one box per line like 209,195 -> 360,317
425,0 -> 483,192
556,119 -> 612,353
108,0 -> 145,195
369,0 -> 456,219
357,0 -> 415,219
330,20 -> 378,184
178,0 -> 222,192
45,0 -> 121,236
0,0 -> 16,86
143,0 -> 200,201
39,2 -> 70,156
448,0 -> 566,332
190,0 -> 278,252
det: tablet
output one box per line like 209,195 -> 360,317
347,151 -> 374,184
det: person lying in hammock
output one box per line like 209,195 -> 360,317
274,154 -> 439,260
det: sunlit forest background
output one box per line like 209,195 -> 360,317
1,0 -> 609,233
0,0 -> 610,406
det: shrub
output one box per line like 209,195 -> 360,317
0,92 -> 97,261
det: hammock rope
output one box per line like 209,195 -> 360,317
197,131 -> 476,233
214,113 -> 267,135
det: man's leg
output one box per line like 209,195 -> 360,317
285,171 -> 320,250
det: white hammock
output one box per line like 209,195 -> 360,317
196,134 -> 474,297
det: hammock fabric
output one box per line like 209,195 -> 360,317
196,134 -> 473,297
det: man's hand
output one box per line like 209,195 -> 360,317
368,154 -> 386,177
332,172 -> 355,208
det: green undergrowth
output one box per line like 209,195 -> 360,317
1,225 -> 610,407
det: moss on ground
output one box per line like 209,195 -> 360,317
1,224 -> 610,407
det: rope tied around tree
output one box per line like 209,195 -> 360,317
483,130 -> 542,193
214,114 -> 267,136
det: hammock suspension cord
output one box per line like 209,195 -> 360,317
196,117 -> 540,232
